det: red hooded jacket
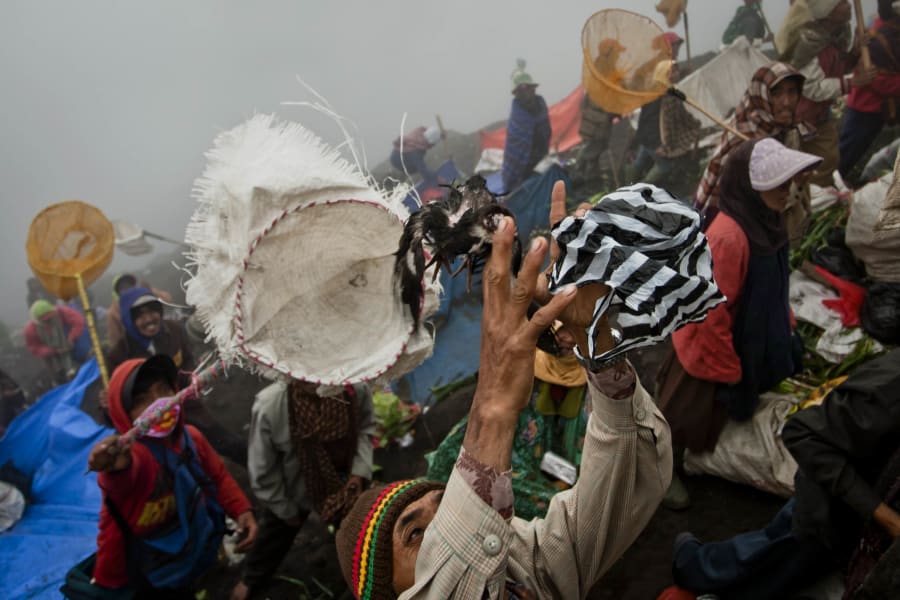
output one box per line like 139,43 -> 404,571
94,358 -> 251,588
23,305 -> 85,358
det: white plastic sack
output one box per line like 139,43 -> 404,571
846,172 -> 900,282
684,392 -> 799,497
474,148 -> 504,175
789,271 -> 883,363
816,323 -> 883,364
677,37 -> 772,129
789,270 -> 840,330
0,482 -> 25,533
809,184 -> 840,212
875,149 -> 900,236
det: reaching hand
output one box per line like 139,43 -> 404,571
344,475 -> 366,499
87,435 -> 132,472
98,389 -> 109,412
535,181 -> 615,356
234,511 -> 259,552
874,503 -> 900,539
474,216 -> 576,418
850,65 -> 877,88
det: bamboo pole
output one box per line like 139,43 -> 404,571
75,272 -> 109,388
435,114 -> 452,161
853,0 -> 872,69
683,11 -> 692,67
668,88 -> 750,141
142,230 -> 190,248
755,3 -> 775,43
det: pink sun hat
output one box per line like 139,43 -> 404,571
750,138 -> 823,192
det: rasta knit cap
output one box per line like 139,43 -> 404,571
336,480 -> 445,600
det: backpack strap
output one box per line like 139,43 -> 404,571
873,30 -> 900,72
104,493 -> 132,537
176,429 -> 219,502
102,494 -> 153,590
111,430 -> 219,533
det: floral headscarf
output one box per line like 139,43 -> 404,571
695,62 -> 813,217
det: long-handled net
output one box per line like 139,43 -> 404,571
582,9 -> 748,141
26,201 -> 114,387
582,10 -> 673,115
184,114 -> 439,387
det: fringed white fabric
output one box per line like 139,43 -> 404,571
185,114 -> 438,385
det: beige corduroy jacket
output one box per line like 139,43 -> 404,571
400,377 -> 672,599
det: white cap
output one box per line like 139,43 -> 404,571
750,138 -> 823,191
424,126 -> 441,146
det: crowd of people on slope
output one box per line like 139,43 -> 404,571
657,1 -> 900,598
71,184 -> 671,599
3,1 -> 899,599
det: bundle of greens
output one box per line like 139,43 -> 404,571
372,390 -> 420,449
789,204 -> 848,271
777,321 -> 885,398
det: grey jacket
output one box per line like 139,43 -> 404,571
247,381 -> 375,521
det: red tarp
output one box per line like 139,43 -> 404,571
480,86 -> 584,152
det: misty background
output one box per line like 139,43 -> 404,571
0,0 -> 792,330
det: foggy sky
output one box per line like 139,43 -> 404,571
1,0 -> 792,328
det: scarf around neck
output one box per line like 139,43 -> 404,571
696,62 -> 813,213
288,381 -> 360,526
717,139 -> 788,256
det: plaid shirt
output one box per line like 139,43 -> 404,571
400,373 -> 672,599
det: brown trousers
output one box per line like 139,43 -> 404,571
656,348 -> 728,454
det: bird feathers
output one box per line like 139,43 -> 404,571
394,175 -> 521,328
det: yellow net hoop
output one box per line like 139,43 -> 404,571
26,200 -> 114,302
582,9 -> 673,115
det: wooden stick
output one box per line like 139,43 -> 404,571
755,2 -> 774,39
683,11 -> 693,67
853,0 -> 872,69
670,88 -> 750,141
142,230 -> 190,248
75,272 -> 109,388
435,114 -> 452,161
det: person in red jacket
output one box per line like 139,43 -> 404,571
657,138 -> 822,509
778,0 -> 875,185
23,300 -> 85,384
839,0 -> 900,181
87,355 -> 258,596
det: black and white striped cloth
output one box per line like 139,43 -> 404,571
549,184 -> 725,365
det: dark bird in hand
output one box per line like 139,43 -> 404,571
395,175 -> 522,329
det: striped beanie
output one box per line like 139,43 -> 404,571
336,480 -> 445,600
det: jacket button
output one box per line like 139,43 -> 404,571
482,534 -> 501,556
635,407 -> 647,422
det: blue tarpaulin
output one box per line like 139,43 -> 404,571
398,166 -> 571,406
0,359 -> 112,599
